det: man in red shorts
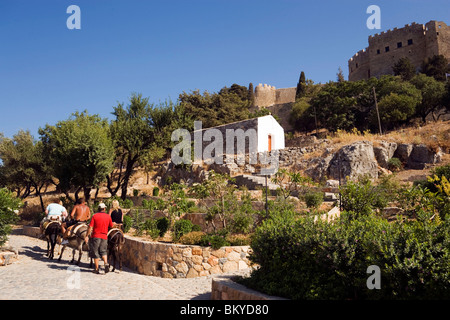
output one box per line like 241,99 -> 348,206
85,202 -> 113,274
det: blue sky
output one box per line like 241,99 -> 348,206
1,0 -> 449,138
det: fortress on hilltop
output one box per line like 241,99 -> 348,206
252,83 -> 297,107
348,20 -> 450,81
250,83 -> 297,131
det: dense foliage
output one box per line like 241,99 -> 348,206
291,57 -> 450,133
0,188 -> 22,246
243,168 -> 450,300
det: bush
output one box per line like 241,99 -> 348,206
156,217 -> 170,237
244,209 -> 450,300
173,219 -> 193,241
143,219 -> 160,240
227,234 -> 251,246
304,191 -> 324,209
179,231 -> 206,245
387,157 -> 402,171
153,187 -> 160,197
0,188 -> 22,246
122,215 -> 132,233
121,198 -> 134,209
199,233 -> 230,249
339,177 -> 389,218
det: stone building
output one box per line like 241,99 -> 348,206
348,20 -> 450,81
250,83 -> 297,131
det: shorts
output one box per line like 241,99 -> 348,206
89,237 -> 108,259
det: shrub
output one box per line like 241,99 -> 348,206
133,189 -> 139,197
304,191 -> 324,209
156,217 -> 170,237
339,177 -> 389,218
191,224 -> 202,232
173,219 -> 193,241
244,209 -> 450,300
122,215 -> 132,233
227,234 -> 251,246
179,231 -> 206,245
387,157 -> 402,171
153,187 -> 160,197
143,219 -> 160,240
199,234 -> 230,249
0,188 -> 22,246
121,198 -> 134,209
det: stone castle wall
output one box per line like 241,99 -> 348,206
253,84 -> 296,108
349,20 -> 450,81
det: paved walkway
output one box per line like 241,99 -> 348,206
0,228 -> 245,300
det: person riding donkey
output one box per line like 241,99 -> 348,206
40,199 -> 68,235
61,197 -> 91,244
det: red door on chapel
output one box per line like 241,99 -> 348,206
268,135 -> 272,152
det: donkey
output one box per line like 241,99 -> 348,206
58,223 -> 89,265
44,221 -> 62,260
107,228 -> 125,272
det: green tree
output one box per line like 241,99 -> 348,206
392,57 -> 416,81
39,111 -> 114,202
337,67 -> 345,82
421,54 -> 449,81
109,93 -> 155,200
369,76 -> 421,130
248,83 -> 255,106
296,71 -> 307,99
0,131 -> 52,210
410,73 -> 446,121
179,84 -> 250,129
0,188 -> 22,246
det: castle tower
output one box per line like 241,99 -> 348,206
348,20 -> 450,81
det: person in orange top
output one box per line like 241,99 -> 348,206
85,203 -> 113,274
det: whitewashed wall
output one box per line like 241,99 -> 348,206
257,115 -> 285,152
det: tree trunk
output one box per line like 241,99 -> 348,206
121,154 -> 137,201
84,187 -> 92,203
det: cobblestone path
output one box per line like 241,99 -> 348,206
0,229 -> 238,300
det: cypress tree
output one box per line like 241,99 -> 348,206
248,82 -> 255,105
296,71 -> 306,99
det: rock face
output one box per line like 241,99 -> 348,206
407,144 -> 442,169
373,141 -> 398,168
328,141 -> 379,181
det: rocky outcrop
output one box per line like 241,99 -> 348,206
374,141 -> 397,168
407,144 -> 443,169
327,141 -> 379,181
155,137 -> 444,188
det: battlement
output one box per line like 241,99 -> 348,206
368,22 -> 424,39
253,84 -> 296,107
349,48 -> 369,62
348,20 -> 450,81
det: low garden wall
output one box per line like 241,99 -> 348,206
211,276 -> 285,300
122,235 -> 251,278
21,226 -> 252,279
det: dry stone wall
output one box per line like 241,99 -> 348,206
121,235 -> 251,278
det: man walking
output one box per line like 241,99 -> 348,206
85,203 -> 113,274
